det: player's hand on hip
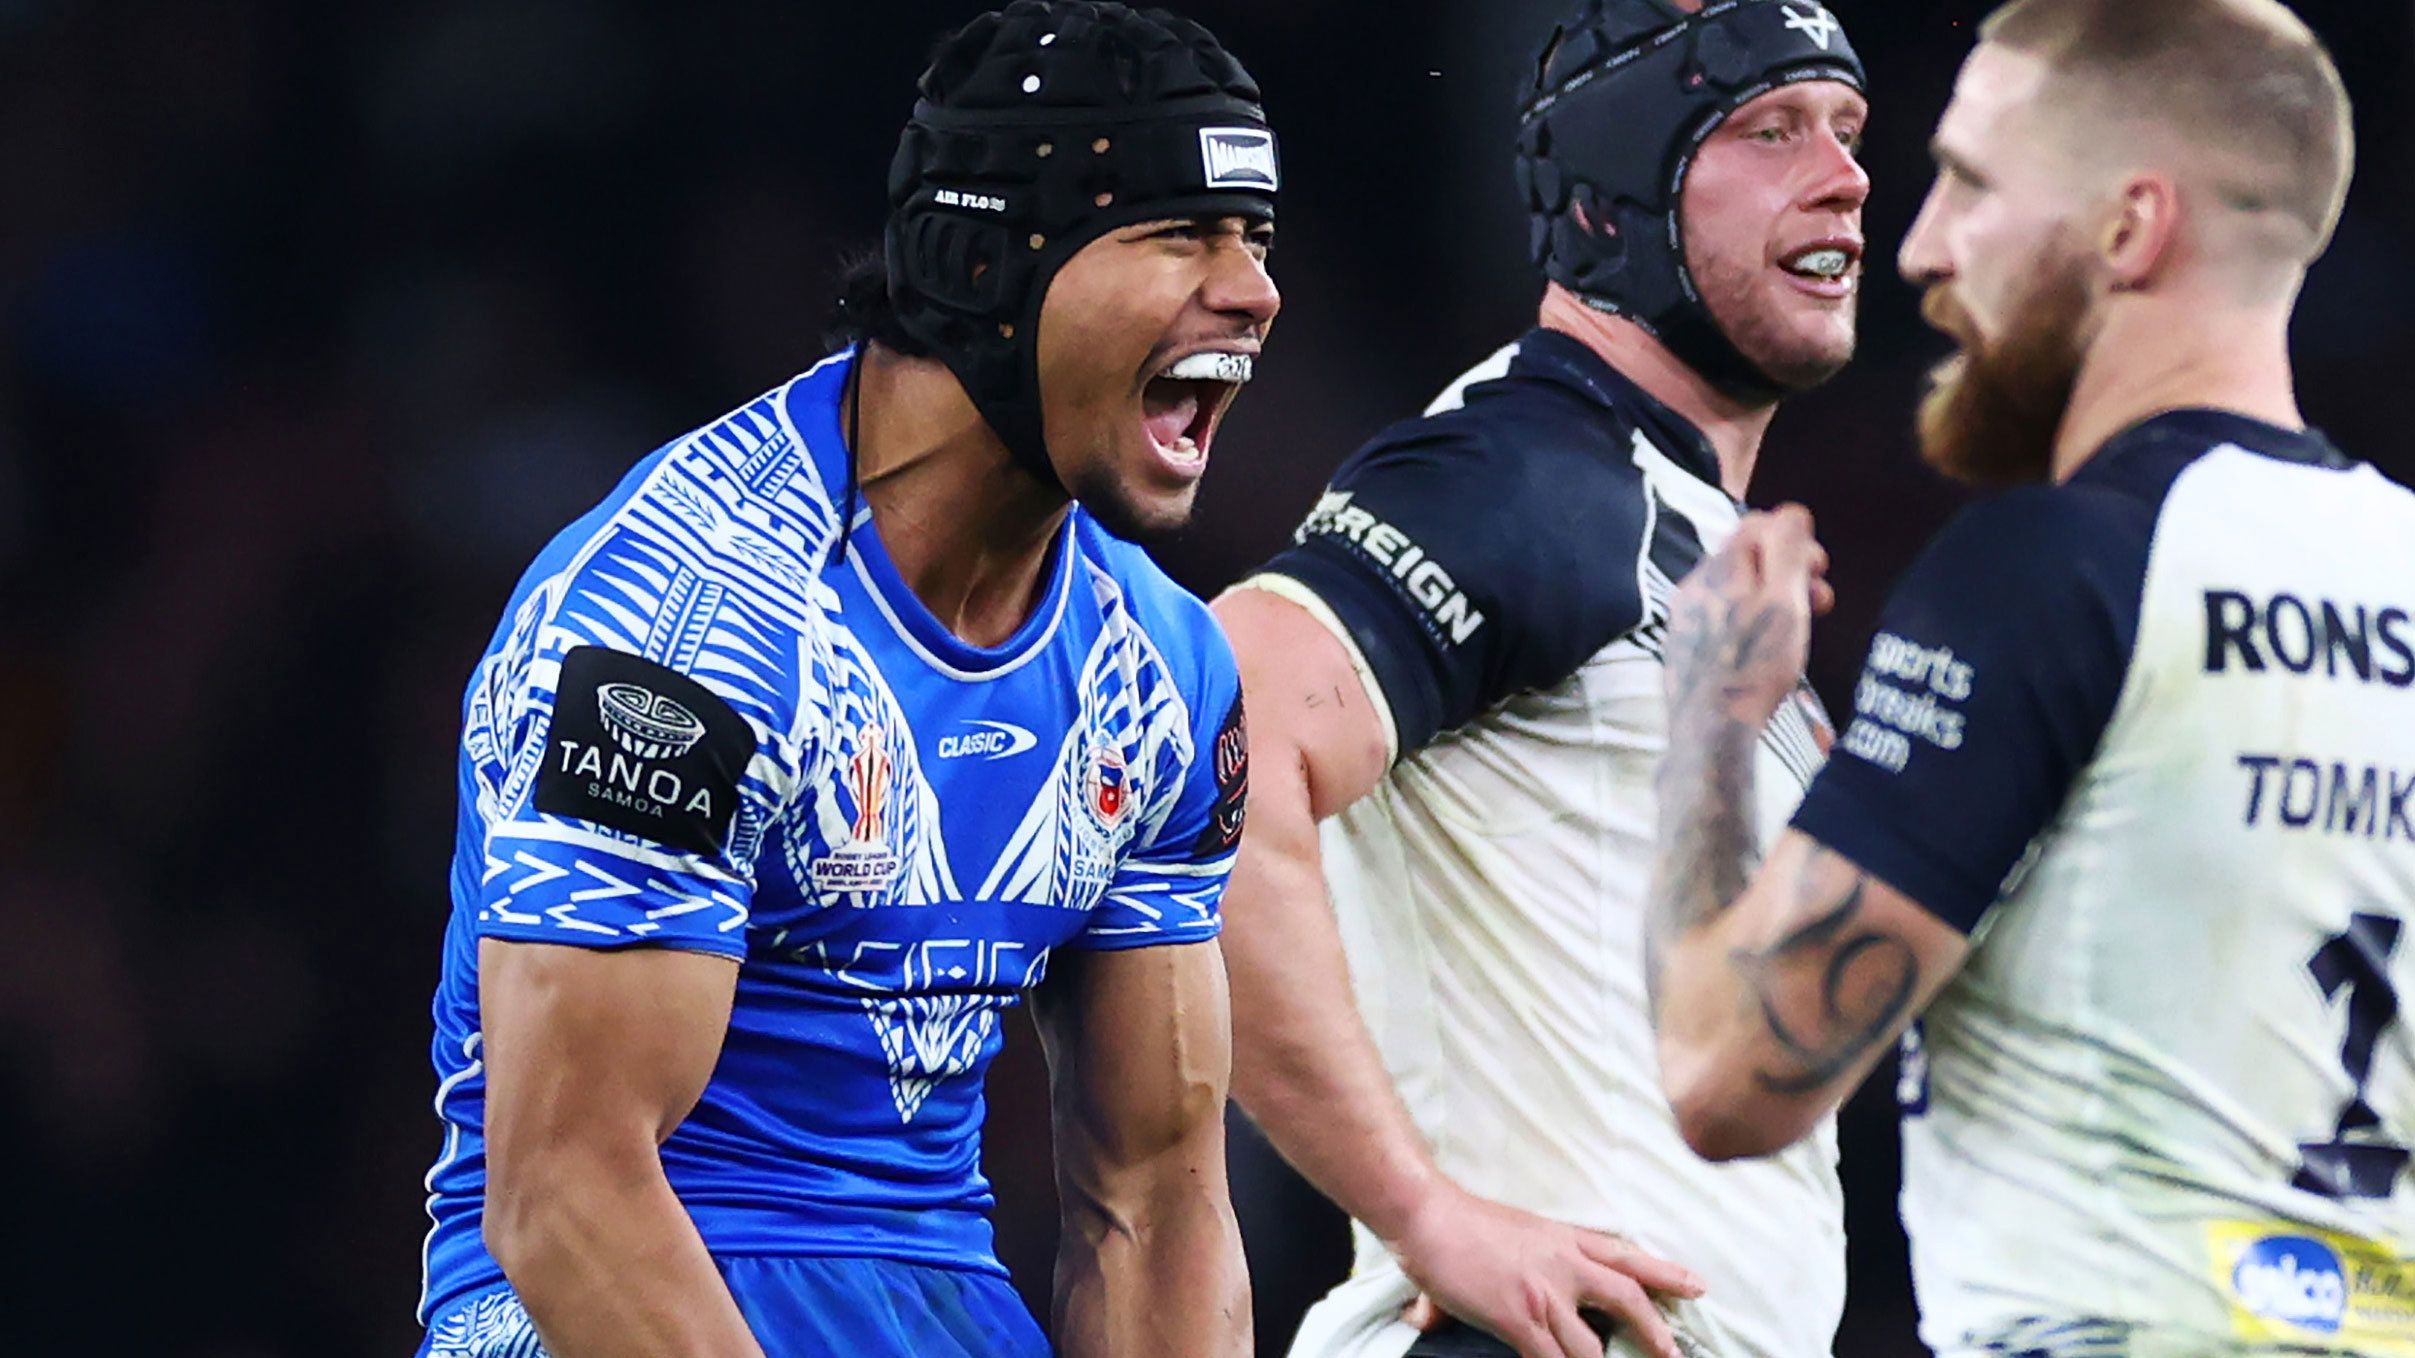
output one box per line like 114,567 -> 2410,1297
1664,503 -> 1832,728
1390,1181 -> 1705,1358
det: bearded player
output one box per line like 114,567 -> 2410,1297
1648,1 -> 2415,1354
412,5 -> 1277,1355
1213,3 -> 1868,1355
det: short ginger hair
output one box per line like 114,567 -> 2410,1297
1981,0 -> 2354,262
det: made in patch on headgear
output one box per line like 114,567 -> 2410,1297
884,1 -> 1280,488
1516,0 -> 1864,402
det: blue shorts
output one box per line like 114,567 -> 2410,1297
418,1255 -> 1050,1358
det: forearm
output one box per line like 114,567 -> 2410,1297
1055,1155 -> 1251,1358
1644,692 -> 1763,1045
488,1150 -> 764,1358
1647,693 -> 1931,1156
1225,824 -> 1441,1239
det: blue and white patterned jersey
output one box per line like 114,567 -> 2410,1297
417,350 -> 1248,1323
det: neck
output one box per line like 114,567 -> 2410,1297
1538,284 -> 1776,500
2051,286 -> 2302,482
846,345 -> 1072,648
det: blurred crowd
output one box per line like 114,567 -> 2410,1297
4,1 -> 2411,1352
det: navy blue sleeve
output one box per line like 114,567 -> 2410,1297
1255,421 -> 1650,755
1790,485 -> 2154,933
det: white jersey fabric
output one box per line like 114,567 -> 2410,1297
1794,412 -> 2415,1356
1250,331 -> 1845,1358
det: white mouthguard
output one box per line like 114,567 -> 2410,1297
1165,352 -> 1254,384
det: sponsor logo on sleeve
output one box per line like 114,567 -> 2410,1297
1190,694 -> 1248,860
2209,1222 -> 2415,1348
1296,489 -> 1485,645
533,646 -> 753,856
1837,630 -> 1974,774
1199,127 -> 1279,191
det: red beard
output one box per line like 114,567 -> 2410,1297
1914,248 -> 2094,488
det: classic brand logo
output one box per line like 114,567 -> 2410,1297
1199,127 -> 1278,191
596,682 -> 707,759
937,719 -> 1038,761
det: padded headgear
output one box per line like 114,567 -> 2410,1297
885,1 -> 1279,487
1516,0 -> 1864,402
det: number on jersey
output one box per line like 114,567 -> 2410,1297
2295,911 -> 2413,1200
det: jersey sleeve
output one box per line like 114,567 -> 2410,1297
1250,421 -> 1651,758
1789,486 -> 2152,934
1069,618 -> 1247,952
468,531 -> 815,959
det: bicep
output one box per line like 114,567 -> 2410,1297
480,939 -> 740,1170
1034,940 -> 1233,1170
1212,585 -> 1389,824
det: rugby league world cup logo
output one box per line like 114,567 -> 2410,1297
811,721 -> 904,901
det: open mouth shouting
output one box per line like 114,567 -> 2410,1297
1139,346 -> 1255,479
1777,236 -> 1864,300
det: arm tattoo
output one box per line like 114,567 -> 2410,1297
1732,849 -> 1921,1095
1646,698 -> 1759,995
1643,588 -> 1779,1012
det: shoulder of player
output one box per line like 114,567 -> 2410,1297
1320,398 -> 1656,579
542,361 -> 857,601
1906,481 -> 2159,624
1344,378 -> 1646,488
526,378 -> 858,623
1069,519 -> 1235,685
488,507 -> 826,747
1929,480 -> 2155,561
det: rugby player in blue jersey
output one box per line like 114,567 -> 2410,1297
414,5 -> 1276,1355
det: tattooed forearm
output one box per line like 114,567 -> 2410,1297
1733,849 -> 1921,1095
1645,642 -> 1767,1010
1650,702 -> 1759,936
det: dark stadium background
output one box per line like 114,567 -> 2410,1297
4,0 -> 2410,1351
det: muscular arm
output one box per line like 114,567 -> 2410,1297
479,939 -> 764,1358
1644,509 -> 1969,1161
1209,587 -> 1427,1232
1035,940 -> 1250,1358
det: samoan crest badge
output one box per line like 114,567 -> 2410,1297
1086,744 -> 1130,833
812,720 -> 904,902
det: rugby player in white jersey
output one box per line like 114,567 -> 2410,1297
1212,3 -> 1868,1355
1646,2 -> 2415,1354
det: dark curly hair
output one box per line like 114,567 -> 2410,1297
822,248 -> 934,358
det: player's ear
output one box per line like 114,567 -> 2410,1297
2101,172 -> 2180,292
